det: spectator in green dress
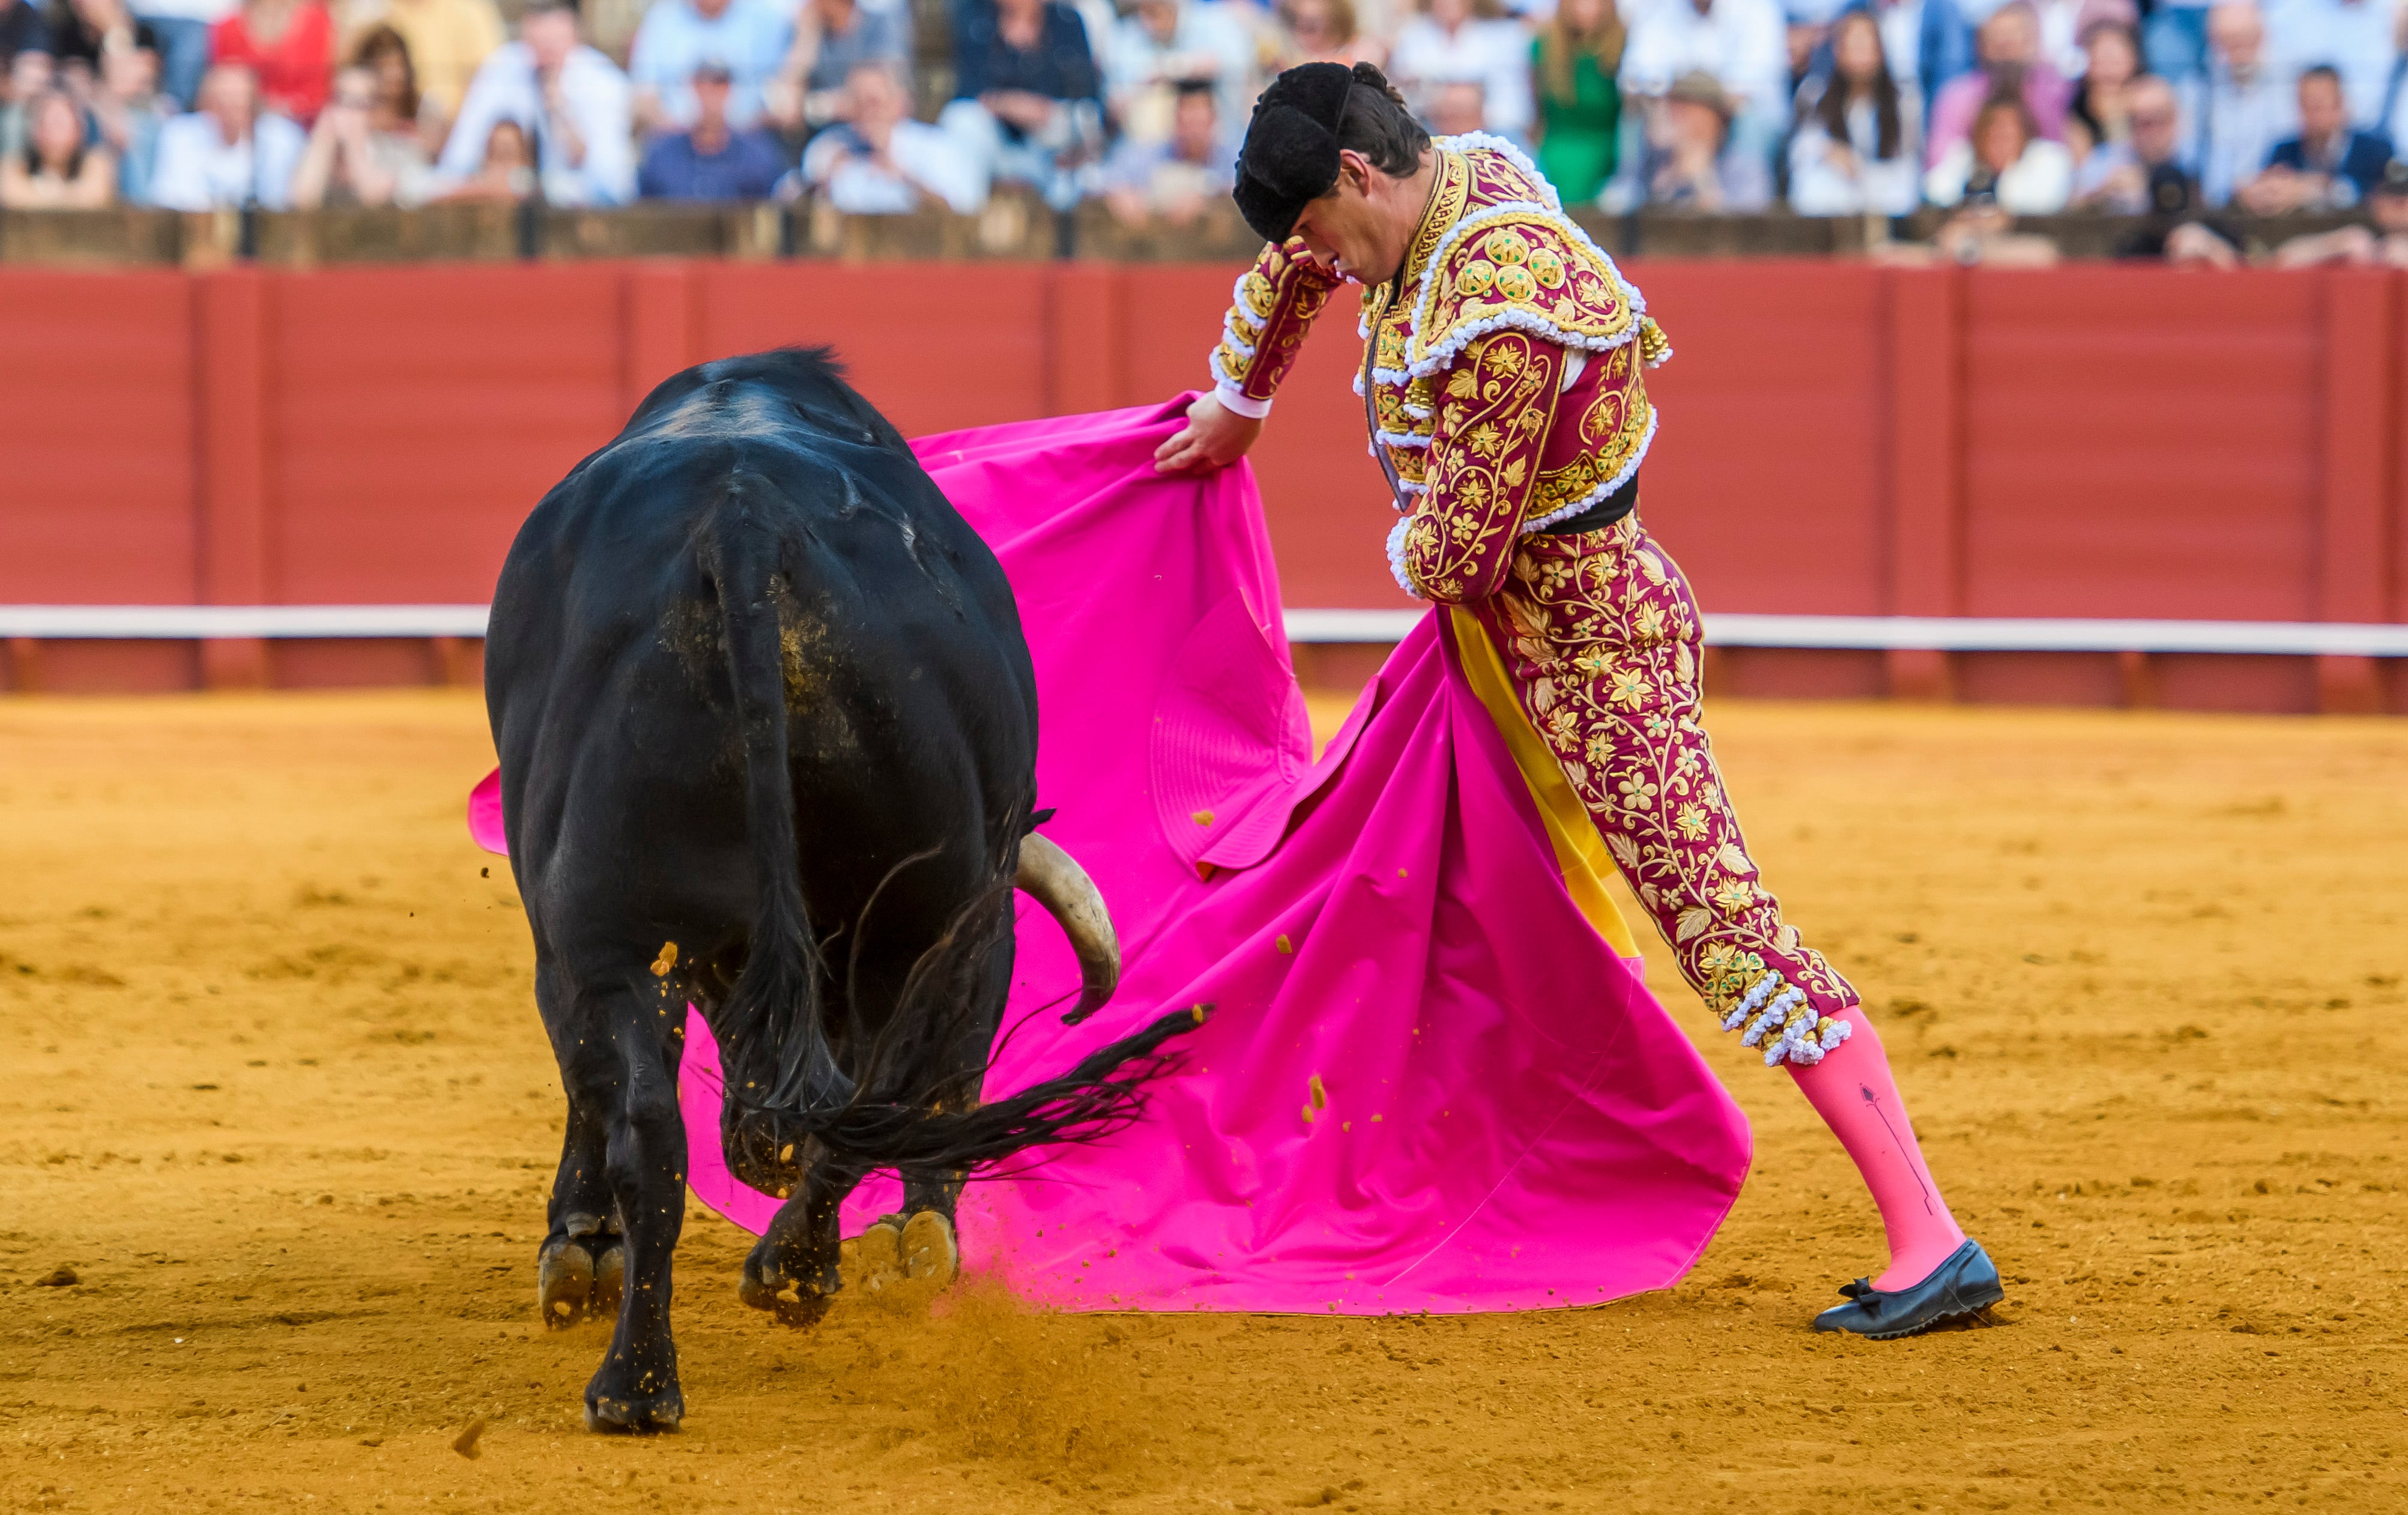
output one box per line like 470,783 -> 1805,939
1532,0 -> 1623,202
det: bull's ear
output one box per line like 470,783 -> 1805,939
1024,807 -> 1057,833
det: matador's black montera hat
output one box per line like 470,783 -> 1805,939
1233,61 -> 1377,244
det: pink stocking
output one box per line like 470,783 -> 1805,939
1785,1011 -> 1967,1291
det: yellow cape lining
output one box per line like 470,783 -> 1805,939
1449,605 -> 1645,963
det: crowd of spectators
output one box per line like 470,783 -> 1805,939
2,0 -> 2406,264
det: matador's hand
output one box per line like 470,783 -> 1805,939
1153,391 -> 1263,474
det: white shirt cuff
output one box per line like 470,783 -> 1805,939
1214,383 -> 1272,420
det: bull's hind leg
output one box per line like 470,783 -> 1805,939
536,962 -> 625,1328
548,976 -> 690,1433
740,1149 -> 864,1326
897,1170 -> 964,1287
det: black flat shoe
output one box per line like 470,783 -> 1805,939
1811,1239 -> 2003,1339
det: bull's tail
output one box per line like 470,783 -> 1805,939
720,867 -> 1206,1185
710,512 -> 852,1116
787,1003 -> 1208,1174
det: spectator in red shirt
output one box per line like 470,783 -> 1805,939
209,0 -> 329,122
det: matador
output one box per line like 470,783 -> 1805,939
1155,61 -> 2001,1338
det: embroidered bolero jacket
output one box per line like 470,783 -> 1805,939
1206,135 -> 1672,605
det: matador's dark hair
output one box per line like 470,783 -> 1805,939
1233,62 -> 1431,243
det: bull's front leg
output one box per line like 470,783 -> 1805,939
554,985 -> 689,1433
739,1146 -> 863,1326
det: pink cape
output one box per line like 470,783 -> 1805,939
470,398 -> 1749,1314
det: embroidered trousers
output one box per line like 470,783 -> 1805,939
1469,513 -> 1860,1066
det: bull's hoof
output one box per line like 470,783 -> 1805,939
739,1245 -> 835,1328
839,1214 -> 931,1308
540,1213 -> 625,1328
839,1214 -> 948,1314
583,1387 -> 684,1435
592,1238 -> 626,1316
900,1210 -> 959,1288
539,1233 -> 623,1329
538,1237 -> 590,1328
747,1278 -> 831,1328
844,1214 -> 907,1295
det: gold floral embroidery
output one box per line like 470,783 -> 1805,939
1409,208 -> 1638,374
1371,378 -> 1426,442
1400,330 -> 1561,603
1473,517 -> 1860,1062
1531,345 -> 1653,519
1238,270 -> 1275,318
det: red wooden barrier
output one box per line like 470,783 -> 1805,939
0,259 -> 2400,710
0,268 -> 201,691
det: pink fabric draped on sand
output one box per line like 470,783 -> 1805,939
468,397 -> 1750,1314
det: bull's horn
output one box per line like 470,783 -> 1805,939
1015,832 -> 1119,1024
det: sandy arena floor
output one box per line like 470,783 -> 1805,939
2,689 -> 2404,1513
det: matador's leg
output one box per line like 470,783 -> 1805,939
1480,516 -> 1979,1305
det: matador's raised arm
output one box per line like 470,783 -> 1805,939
1206,237 -> 1344,419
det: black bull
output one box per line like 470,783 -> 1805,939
485,349 -> 1200,1432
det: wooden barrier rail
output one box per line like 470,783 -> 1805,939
1,258 -> 2402,712
1,201 -> 2368,270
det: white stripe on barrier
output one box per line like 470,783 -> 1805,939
1280,609 -> 1426,643
2,605 -> 2406,657
0,605 -> 494,638
1697,614 -> 2408,658
1284,609 -> 2408,657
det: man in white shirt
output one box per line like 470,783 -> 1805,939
2069,73 -> 2196,210
1098,76 -> 1233,223
1106,0 -> 1256,147
1385,0 -> 1537,142
1620,0 -> 1789,175
2194,1 -> 2295,205
439,0 -> 635,206
145,62 -> 304,209
794,58 -> 987,213
627,0 -> 794,134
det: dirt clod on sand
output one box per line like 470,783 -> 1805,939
2,690 -> 2406,1512
452,1417 -> 487,1459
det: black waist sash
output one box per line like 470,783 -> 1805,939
1531,473 -> 1639,536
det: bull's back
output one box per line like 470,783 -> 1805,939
485,358 -> 1038,922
